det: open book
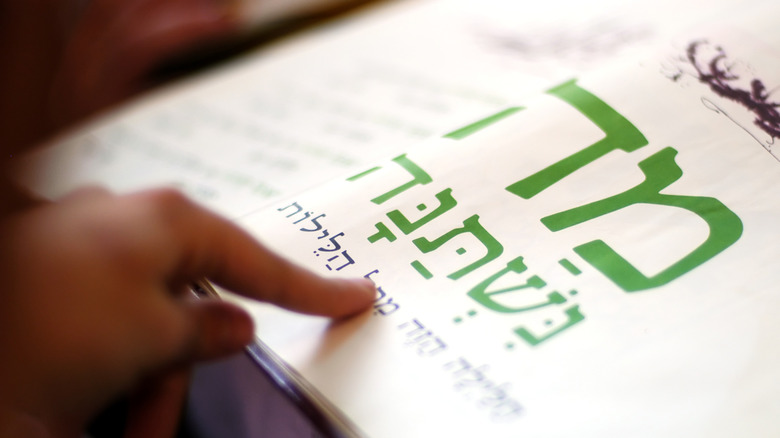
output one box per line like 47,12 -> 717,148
14,0 -> 780,436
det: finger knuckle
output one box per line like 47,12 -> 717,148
137,188 -> 197,228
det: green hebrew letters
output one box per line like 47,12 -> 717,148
387,188 -> 458,234
367,222 -> 397,243
506,80 -> 648,199
368,189 -> 457,244
541,147 -> 743,292
467,256 -> 564,313
514,306 -> 585,346
412,215 -> 503,280
371,154 -> 433,204
443,107 -> 524,140
347,166 -> 381,181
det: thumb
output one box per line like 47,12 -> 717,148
184,299 -> 255,361
125,300 -> 252,438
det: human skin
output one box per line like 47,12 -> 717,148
0,1 -> 376,436
0,188 -> 376,437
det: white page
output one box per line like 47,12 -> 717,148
11,0 -> 780,436
15,0 -> 756,218
222,13 -> 780,437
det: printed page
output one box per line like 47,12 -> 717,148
221,10 -> 780,437
15,0 -> 748,218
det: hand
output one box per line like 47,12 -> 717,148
0,187 -> 376,437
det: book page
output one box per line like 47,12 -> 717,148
10,0 -> 779,436
221,10 -> 780,437
15,0 -> 745,218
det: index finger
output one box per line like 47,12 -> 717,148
137,189 -> 376,317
